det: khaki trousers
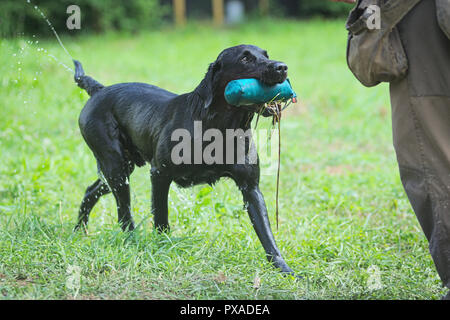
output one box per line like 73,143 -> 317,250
390,0 -> 450,288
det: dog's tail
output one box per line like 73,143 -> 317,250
73,59 -> 104,96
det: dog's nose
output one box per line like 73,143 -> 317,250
262,61 -> 289,85
275,62 -> 288,73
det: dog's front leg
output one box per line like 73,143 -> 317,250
241,186 -> 294,275
150,168 -> 172,232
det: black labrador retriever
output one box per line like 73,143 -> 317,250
73,44 -> 295,275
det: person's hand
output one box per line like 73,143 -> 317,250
331,0 -> 356,3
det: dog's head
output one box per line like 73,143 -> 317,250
198,44 -> 288,109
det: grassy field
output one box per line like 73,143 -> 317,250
0,18 -> 446,300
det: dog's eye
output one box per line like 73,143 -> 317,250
241,54 -> 255,64
241,56 -> 249,63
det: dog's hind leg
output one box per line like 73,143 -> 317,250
82,129 -> 136,231
150,168 -> 172,232
75,178 -> 110,232
98,157 -> 135,232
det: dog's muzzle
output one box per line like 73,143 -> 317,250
261,62 -> 288,85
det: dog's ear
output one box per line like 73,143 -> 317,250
200,61 -> 222,109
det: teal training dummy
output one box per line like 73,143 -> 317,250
224,78 -> 297,106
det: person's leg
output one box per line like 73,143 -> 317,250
390,0 -> 450,295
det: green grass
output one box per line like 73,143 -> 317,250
0,18 -> 446,300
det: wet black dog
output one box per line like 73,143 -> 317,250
73,44 -> 295,275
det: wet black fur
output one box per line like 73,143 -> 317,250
73,44 -> 295,275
